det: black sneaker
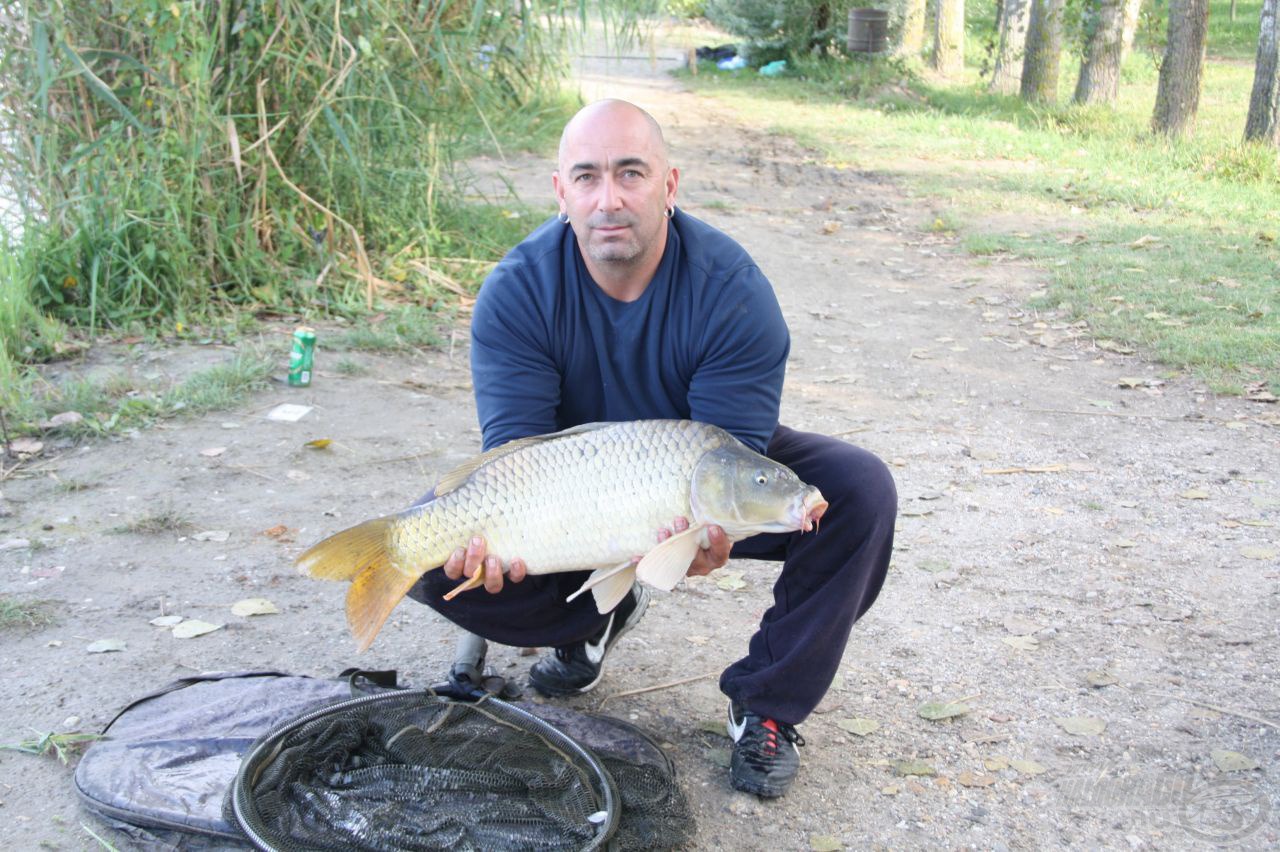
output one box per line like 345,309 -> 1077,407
726,700 -> 805,798
528,585 -> 651,697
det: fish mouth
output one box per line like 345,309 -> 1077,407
798,488 -> 828,533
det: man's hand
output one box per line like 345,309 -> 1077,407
443,535 -> 528,594
658,517 -> 731,577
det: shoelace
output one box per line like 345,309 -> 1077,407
743,717 -> 805,759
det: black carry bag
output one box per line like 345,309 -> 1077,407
75,670 -> 694,851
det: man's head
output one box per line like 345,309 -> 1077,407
553,100 -> 679,288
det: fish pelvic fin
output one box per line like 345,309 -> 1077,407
635,525 -> 705,592
296,517 -> 394,581
566,561 -> 637,610
347,560 -> 421,653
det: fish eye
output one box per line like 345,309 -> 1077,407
755,472 -> 768,485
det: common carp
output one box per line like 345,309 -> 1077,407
298,420 -> 827,651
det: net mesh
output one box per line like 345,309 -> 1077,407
231,691 -> 693,852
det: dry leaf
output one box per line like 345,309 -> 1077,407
1086,670 -> 1118,688
7,437 -> 43,455
695,718 -> 727,737
304,438 -> 333,450
1009,759 -> 1047,775
231,598 -> 279,617
685,635 -> 709,646
836,718 -> 879,737
1179,489 -> 1209,500
810,835 -> 843,852
1002,636 -> 1040,651
200,447 -> 227,458
983,756 -> 1010,771
956,771 -> 997,788
918,701 -> 970,721
1096,340 -> 1135,355
173,619 -> 223,639
1210,749 -> 1260,772
1240,547 -> 1276,560
1129,234 -> 1161,248
149,615 -> 184,627
893,760 -> 937,777
262,524 -> 294,540
86,639 -> 126,654
43,411 -> 85,429
193,530 -> 231,542
1056,716 -> 1106,736
715,570 -> 747,592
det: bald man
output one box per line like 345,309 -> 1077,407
408,100 -> 896,798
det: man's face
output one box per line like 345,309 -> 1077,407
553,106 -> 678,269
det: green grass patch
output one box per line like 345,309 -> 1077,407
1,729 -> 102,764
334,306 -> 447,352
111,503 -> 191,536
0,595 -> 57,631
333,357 -> 370,377
680,48 -> 1279,394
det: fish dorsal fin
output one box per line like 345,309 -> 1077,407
434,422 -> 614,496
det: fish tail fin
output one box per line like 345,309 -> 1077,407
296,516 -> 419,651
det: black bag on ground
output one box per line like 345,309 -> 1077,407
75,670 -> 694,851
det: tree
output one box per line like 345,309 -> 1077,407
1120,0 -> 1144,65
1075,0 -> 1127,104
991,0 -> 1032,94
1245,0 -> 1280,144
1021,0 -> 1067,102
934,0 -> 966,75
1152,0 -> 1210,137
900,0 -> 927,55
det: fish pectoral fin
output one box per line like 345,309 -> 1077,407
635,526 -> 705,592
347,563 -> 421,653
441,565 -> 487,601
566,561 -> 637,605
591,563 -> 638,614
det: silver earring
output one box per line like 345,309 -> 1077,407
557,211 -> 570,224
664,206 -> 675,219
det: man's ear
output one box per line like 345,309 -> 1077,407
665,166 -> 680,208
552,170 -> 565,207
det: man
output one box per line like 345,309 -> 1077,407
408,99 -> 896,798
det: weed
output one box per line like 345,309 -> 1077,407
112,504 -> 191,536
334,358 -> 370,377
335,307 -> 446,352
0,595 -> 56,630
1,729 -> 103,764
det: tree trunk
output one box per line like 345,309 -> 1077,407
1021,0 -> 1066,102
1245,0 -> 1280,144
1075,0 -> 1127,104
900,0 -> 927,56
1152,0 -> 1209,137
1120,0 -> 1144,66
991,0 -> 1033,94
933,0 -> 966,75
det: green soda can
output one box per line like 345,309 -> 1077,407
288,327 -> 316,387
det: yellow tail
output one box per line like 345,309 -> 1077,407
295,517 -> 422,652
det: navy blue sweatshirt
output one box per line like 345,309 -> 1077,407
469,210 -> 790,454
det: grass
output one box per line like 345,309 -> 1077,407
678,38 -> 1280,395
333,357 -> 369,377
111,503 -> 191,535
334,306 -> 447,352
0,595 -> 57,630
1,729 -> 103,764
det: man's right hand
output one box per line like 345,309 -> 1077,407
443,535 -> 528,594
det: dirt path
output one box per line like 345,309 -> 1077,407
2,40 -> 1278,852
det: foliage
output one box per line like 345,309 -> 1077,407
705,0 -> 867,63
682,56 -> 1279,393
664,0 -> 710,18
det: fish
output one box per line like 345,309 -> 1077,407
297,420 -> 828,651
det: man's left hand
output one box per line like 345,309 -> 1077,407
658,517 -> 731,576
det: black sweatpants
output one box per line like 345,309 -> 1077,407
406,425 -> 896,724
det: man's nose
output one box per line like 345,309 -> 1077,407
596,176 -> 622,211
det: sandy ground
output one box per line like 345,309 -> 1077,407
2,36 -> 1278,852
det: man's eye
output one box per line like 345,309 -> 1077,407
574,173 -> 594,183
622,169 -> 643,179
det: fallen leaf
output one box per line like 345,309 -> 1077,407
199,447 -> 227,458
1002,636 -> 1040,651
86,639 -> 126,654
1179,489 -> 1209,500
1211,749 -> 1260,772
1009,759 -> 1047,775
893,760 -> 937,777
956,771 -> 997,788
1096,340 -> 1135,355
1003,615 -> 1042,635
916,558 -> 951,573
173,619 -> 224,639
149,615 -> 184,627
715,570 -> 747,592
685,635 -> 709,646
7,437 -> 43,455
810,835 -> 843,852
231,598 -> 279,617
193,530 -> 231,542
1056,716 -> 1106,736
880,785 -> 899,795
695,718 -> 727,737
918,701 -> 970,721
304,438 -> 333,449
1240,547 -> 1276,560
1129,234 -> 1161,249
836,718 -> 879,737
42,411 -> 85,429
261,525 -> 294,540
1085,670 -> 1118,688
983,756 -> 1010,771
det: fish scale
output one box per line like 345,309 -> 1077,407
297,420 -> 826,651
